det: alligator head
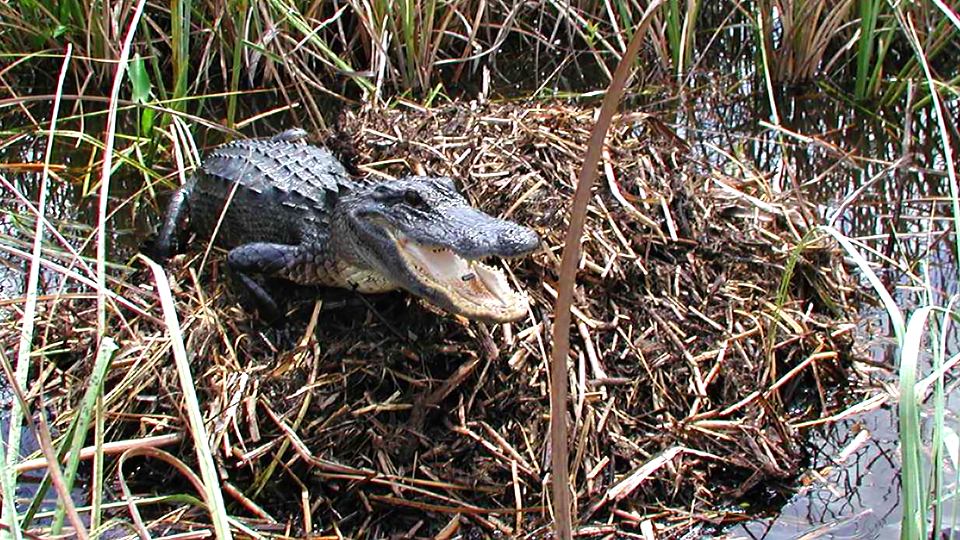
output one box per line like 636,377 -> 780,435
333,176 -> 540,323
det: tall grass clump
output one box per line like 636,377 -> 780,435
750,0 -> 856,83
0,0 -> 956,110
343,0 -> 462,99
853,0 -> 890,99
879,1 -> 960,106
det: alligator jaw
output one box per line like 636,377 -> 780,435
397,233 -> 529,323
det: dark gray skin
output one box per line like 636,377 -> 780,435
155,131 -> 540,322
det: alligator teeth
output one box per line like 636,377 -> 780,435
398,236 -> 528,322
472,261 -> 514,305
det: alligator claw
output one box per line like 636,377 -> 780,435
231,272 -> 283,321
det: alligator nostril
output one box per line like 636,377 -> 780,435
499,225 -> 540,255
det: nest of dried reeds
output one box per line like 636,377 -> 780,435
8,100 -> 858,539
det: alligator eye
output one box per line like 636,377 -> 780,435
403,190 -> 426,207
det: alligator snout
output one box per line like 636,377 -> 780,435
492,221 -> 541,258
411,205 -> 539,259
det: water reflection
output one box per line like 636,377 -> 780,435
724,406 -> 902,540
0,123 -> 149,307
690,74 -> 958,539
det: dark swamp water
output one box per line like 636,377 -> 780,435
1,28 -> 958,540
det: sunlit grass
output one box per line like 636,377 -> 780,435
0,0 -> 953,105
854,0 -> 889,99
664,0 -> 699,77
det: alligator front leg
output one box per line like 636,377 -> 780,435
154,187 -> 190,260
226,243 -> 308,318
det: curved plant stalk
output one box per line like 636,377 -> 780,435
549,2 -> 663,537
97,0 -> 146,331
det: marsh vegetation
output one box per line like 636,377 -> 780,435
0,1 -> 957,539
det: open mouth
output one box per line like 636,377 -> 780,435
396,233 -> 530,322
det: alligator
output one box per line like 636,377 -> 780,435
155,130 -> 540,323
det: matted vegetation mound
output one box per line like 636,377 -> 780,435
5,101 -> 856,539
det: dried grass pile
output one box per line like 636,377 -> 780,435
6,100 -> 857,539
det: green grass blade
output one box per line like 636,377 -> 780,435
945,426 -> 960,539
50,337 -> 117,535
21,422 -> 76,527
755,1 -> 779,124
420,0 -> 438,82
0,402 -> 22,540
899,306 -> 934,540
0,357 -> 90,540
141,255 -> 233,540
91,392 -> 106,533
677,0 -> 699,77
931,311 -> 947,540
854,0 -> 882,98
819,226 -> 904,342
401,0 -> 417,88
665,0 -> 681,69
171,0 -> 192,113
227,0 -> 248,129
